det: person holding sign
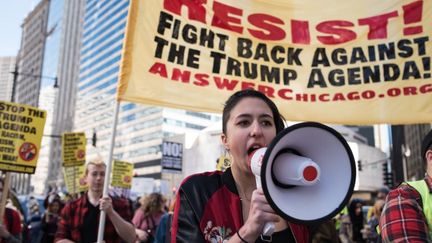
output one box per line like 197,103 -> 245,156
54,159 -> 136,243
171,90 -> 309,242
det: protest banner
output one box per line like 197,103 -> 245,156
0,101 -> 47,173
117,0 -> 432,125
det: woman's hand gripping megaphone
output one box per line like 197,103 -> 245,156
249,147 -> 276,237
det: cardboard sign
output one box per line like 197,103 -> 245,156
161,141 -> 183,173
0,101 -> 47,174
62,132 -> 86,167
111,160 -> 134,189
63,164 -> 88,194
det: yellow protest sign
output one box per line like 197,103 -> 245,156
63,164 -> 88,194
111,160 -> 134,189
62,132 -> 86,167
117,0 -> 432,125
0,101 -> 46,174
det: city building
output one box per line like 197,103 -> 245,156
9,0 -> 85,195
38,0 -> 86,194
391,124 -> 432,185
11,0 -> 49,194
73,0 -> 220,191
0,56 -> 16,101
14,0 -> 49,107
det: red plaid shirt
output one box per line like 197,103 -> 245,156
54,193 -> 132,243
379,176 -> 432,242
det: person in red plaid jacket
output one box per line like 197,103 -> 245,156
379,129 -> 432,242
54,159 -> 136,243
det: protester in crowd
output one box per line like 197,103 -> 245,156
154,197 -> 176,243
366,187 -> 388,221
339,198 -> 366,243
171,89 -> 309,242
362,199 -> 384,243
0,178 -> 22,243
40,196 -> 62,243
132,192 -> 166,243
27,198 -> 43,243
54,158 -> 136,243
43,193 -> 63,211
380,129 -> 432,242
309,218 -> 340,243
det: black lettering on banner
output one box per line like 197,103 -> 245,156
312,37 -> 429,68
237,38 -> 302,65
0,163 -> 35,174
307,59 -> 430,88
0,103 -> 25,113
156,11 -> 229,51
0,122 -> 37,134
153,36 -> 201,69
27,108 -> 45,118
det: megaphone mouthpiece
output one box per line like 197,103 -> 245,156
271,151 -> 321,187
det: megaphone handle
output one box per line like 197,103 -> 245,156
255,176 -> 275,236
263,222 -> 275,236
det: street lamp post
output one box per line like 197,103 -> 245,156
10,64 -> 58,102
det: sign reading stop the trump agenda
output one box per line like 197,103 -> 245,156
0,101 -> 47,174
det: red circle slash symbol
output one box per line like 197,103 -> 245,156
19,142 -> 37,162
76,149 -> 85,160
123,175 -> 131,183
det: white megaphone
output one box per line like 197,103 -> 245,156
249,122 -> 356,230
249,147 -> 321,236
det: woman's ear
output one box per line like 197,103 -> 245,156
221,133 -> 228,150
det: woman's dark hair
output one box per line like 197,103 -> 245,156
348,198 -> 365,241
222,89 -> 285,134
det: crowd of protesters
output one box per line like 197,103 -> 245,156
0,126 -> 429,242
0,167 -> 423,243
0,162 -> 419,243
0,159 -> 173,243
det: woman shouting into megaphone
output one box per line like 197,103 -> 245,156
171,89 -> 310,243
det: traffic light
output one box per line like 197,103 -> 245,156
92,131 -> 97,147
357,160 -> 362,171
382,163 -> 393,188
384,172 -> 393,188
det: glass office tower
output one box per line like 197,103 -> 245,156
75,0 -> 219,179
